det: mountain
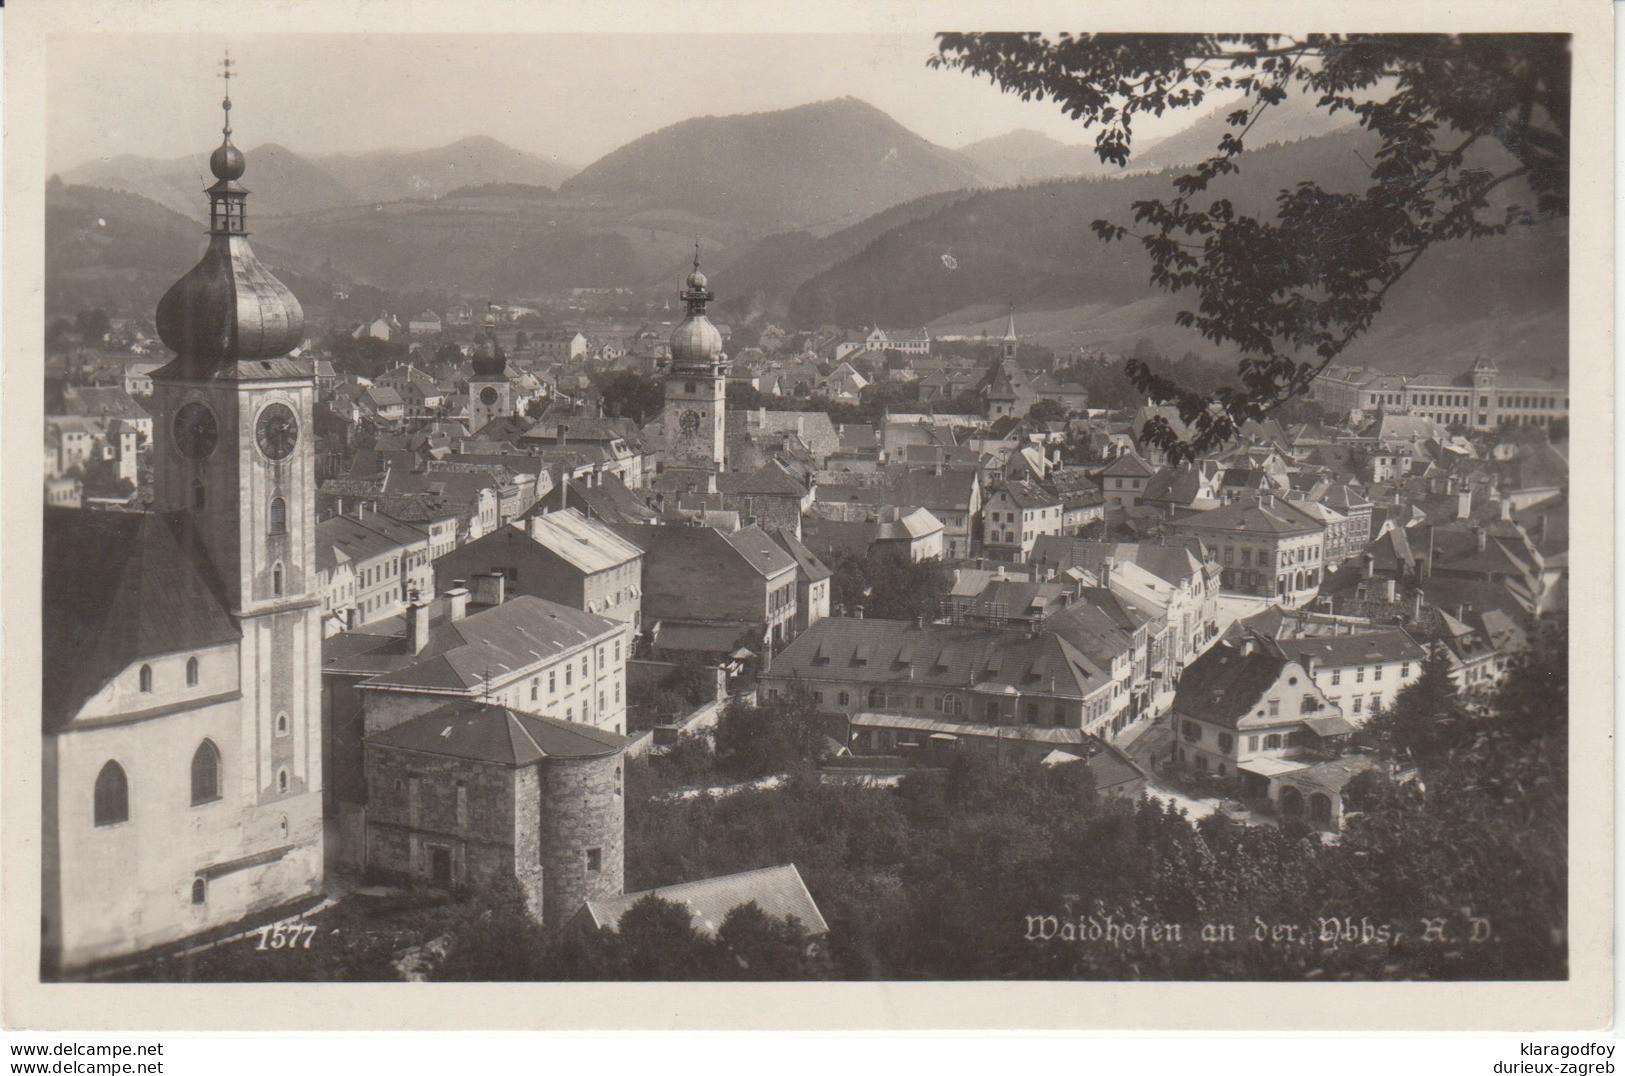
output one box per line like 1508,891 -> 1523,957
58,136 -> 577,224
709,188 -> 976,323
785,128 -> 1567,379
45,178 -> 325,321
60,144 -> 360,221
958,129 -> 1073,182
312,136 -> 577,206
1119,93 -> 1358,175
561,97 -> 996,235
248,185 -> 654,297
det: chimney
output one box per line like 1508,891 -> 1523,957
1382,578 -> 1397,602
446,586 -> 471,621
406,595 -> 432,654
1474,525 -> 1487,553
1238,635 -> 1256,657
1100,557 -> 1115,590
1499,497 -> 1512,522
470,571 -> 506,608
557,424 -> 568,446
854,605 -> 864,619
1297,650 -> 1316,678
757,406 -> 767,426
1363,552 -> 1376,579
1456,489 -> 1472,520
916,615 -> 926,629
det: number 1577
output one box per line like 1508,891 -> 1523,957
254,923 -> 317,950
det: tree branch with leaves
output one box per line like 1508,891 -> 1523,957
930,33 -> 1569,463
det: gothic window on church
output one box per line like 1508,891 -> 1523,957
191,740 -> 221,805
139,664 -> 153,693
276,712 -> 289,737
94,762 -> 128,827
269,497 -> 287,535
186,657 -> 199,687
192,879 -> 207,906
273,564 -> 284,598
277,768 -> 289,794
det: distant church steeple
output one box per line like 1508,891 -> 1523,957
659,244 -> 728,493
1002,305 -> 1018,362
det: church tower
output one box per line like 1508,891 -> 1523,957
1002,306 -> 1019,363
468,323 -> 513,433
659,248 -> 728,492
147,61 -> 324,898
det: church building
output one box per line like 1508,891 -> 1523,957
41,77 -> 325,973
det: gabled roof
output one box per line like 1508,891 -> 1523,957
43,509 -> 239,730
1172,636 -> 1294,729
1171,495 -> 1324,538
367,699 -> 626,765
517,510 -> 645,574
767,526 -> 832,584
716,460 -> 808,498
329,595 -> 620,691
584,864 -> 828,938
989,480 -> 1061,510
1099,452 -> 1156,478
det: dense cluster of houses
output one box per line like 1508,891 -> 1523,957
44,140 -> 1568,973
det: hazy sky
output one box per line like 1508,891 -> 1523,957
48,33 -> 1208,170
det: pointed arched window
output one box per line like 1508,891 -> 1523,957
191,740 -> 221,805
185,657 -> 199,687
191,879 -> 207,905
269,497 -> 287,535
138,664 -> 153,693
94,762 -> 128,826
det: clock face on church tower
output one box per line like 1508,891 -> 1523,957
479,386 -> 500,405
255,402 -> 300,461
679,408 -> 702,435
172,401 -> 219,460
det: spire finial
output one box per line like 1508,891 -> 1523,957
693,241 -> 701,272
219,51 -> 235,139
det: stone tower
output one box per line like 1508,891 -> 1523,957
468,320 -> 513,433
660,248 -> 728,493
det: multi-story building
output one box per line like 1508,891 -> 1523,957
610,521 -> 799,651
433,508 -> 644,630
768,526 -> 833,635
981,481 -> 1063,563
1097,452 -> 1156,509
314,511 -> 432,630
1169,634 -> 1351,785
1312,355 -> 1568,429
321,584 -> 631,823
1169,494 -> 1327,607
760,617 -> 1118,744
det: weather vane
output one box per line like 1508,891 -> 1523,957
219,52 -> 234,138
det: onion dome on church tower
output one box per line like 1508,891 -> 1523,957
669,245 -> 725,373
155,58 -> 304,368
472,335 -> 507,378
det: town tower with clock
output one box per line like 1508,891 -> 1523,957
658,249 -> 729,493
468,326 -> 514,433
41,61 -> 325,973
